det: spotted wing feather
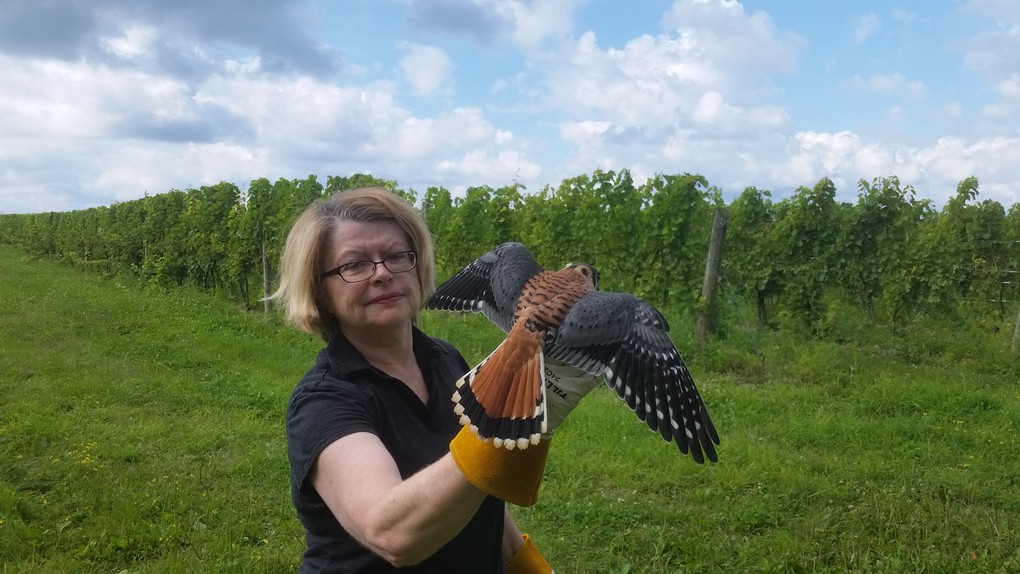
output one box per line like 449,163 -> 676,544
426,242 -> 543,333
545,291 -> 720,463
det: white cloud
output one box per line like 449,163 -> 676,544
979,102 -> 1015,121
514,0 -> 801,195
537,10 -> 799,126
774,131 -> 1020,205
505,0 -> 803,132
959,0 -> 1020,76
912,136 -> 1020,204
89,141 -> 268,200
661,0 -> 802,80
544,31 -> 706,122
437,148 -> 542,183
0,47 -> 523,211
853,13 -> 882,44
393,107 -> 495,159
1,56 -> 194,139
494,129 -> 514,145
1,0 -> 1018,214
691,91 -> 736,125
398,42 -> 454,97
789,131 -> 865,177
0,54 -> 221,211
197,73 -> 504,167
891,10 -> 918,24
996,74 -> 1020,98
559,120 -> 613,143
493,0 -> 582,49
847,73 -> 928,100
99,25 -> 158,61
885,106 -> 907,123
689,91 -> 789,136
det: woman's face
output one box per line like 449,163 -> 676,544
320,219 -> 421,337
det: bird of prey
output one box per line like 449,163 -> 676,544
427,242 -> 719,464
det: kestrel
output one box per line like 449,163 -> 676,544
427,242 -> 719,464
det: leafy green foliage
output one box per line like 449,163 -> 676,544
840,176 -> 931,323
634,173 -> 715,306
1,170 -> 1017,334
725,186 -> 778,325
769,177 -> 841,329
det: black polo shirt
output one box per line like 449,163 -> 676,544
286,327 -> 506,573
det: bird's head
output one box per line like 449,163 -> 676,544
564,262 -> 600,291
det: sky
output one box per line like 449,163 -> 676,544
1,0 -> 1019,214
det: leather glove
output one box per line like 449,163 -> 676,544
506,534 -> 554,574
541,358 -> 601,436
449,357 -> 598,506
450,426 -> 551,506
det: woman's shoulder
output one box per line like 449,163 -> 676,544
288,349 -> 372,406
414,330 -> 469,373
286,350 -> 382,441
427,335 -> 461,356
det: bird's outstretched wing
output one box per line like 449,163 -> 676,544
545,291 -> 720,463
426,242 -> 543,332
428,243 -> 719,463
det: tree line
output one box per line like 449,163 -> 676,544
1,170 -> 1017,332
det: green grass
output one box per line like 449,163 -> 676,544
0,245 -> 319,572
3,243 -> 1020,573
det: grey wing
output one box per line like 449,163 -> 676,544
426,242 -> 543,333
545,291 -> 720,464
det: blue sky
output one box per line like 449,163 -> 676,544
1,0 -> 1018,214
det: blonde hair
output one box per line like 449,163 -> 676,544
269,187 -> 435,340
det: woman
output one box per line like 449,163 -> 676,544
270,187 -> 554,573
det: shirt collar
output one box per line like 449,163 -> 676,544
325,326 -> 447,379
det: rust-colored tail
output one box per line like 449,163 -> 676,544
452,326 -> 547,450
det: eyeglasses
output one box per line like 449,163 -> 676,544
321,250 -> 418,283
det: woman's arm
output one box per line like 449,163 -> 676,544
502,508 -> 525,560
311,431 -> 487,567
502,510 -> 555,574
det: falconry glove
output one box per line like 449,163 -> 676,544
505,534 -> 554,574
541,358 -> 600,436
449,426 -> 550,506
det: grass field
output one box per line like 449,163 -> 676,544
2,243 -> 1019,573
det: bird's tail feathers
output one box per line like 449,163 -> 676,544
452,337 -> 546,450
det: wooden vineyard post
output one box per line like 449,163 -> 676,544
696,209 -> 728,345
262,236 -> 272,313
1012,307 -> 1020,355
